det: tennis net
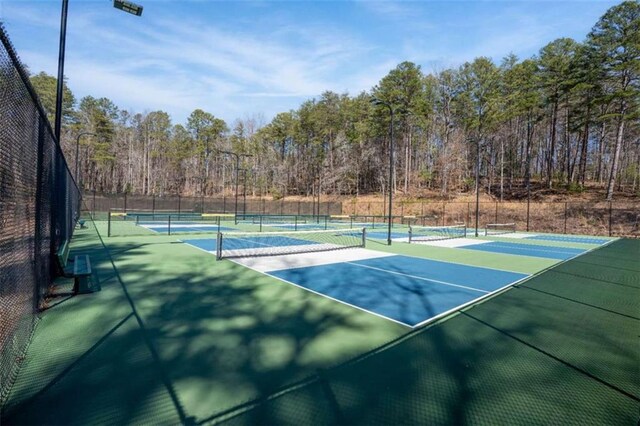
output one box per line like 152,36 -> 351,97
408,224 -> 467,242
485,223 -> 516,235
216,228 -> 366,259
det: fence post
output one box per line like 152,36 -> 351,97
442,202 -> 446,226
152,194 -> 156,215
92,189 -> 96,219
609,201 -> 612,237
124,192 -> 127,212
564,202 -> 568,234
466,202 -> 470,226
223,195 -> 226,213
495,202 -> 498,224
526,197 -> 530,232
262,198 -> 265,215
107,212 -> 111,237
298,200 -> 301,216
178,195 -> 181,216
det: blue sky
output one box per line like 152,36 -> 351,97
1,0 -> 619,126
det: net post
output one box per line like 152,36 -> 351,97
168,215 -> 171,235
408,226 -> 413,244
136,215 -> 140,226
350,216 -> 353,229
372,216 -> 375,229
362,227 -> 366,247
463,224 -> 467,238
324,215 -> 328,230
259,215 -> 263,232
216,232 -> 223,260
295,215 -> 298,231
108,212 -> 112,237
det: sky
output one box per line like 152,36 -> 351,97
0,0 -> 620,126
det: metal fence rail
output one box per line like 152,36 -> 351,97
0,25 -> 81,405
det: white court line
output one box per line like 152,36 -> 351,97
229,257 -> 414,328
344,262 -> 489,294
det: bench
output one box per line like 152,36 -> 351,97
55,240 -> 98,294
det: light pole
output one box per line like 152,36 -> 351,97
239,168 -> 249,217
475,139 -> 481,237
220,151 -> 252,223
54,0 -> 143,143
75,132 -> 96,184
370,98 -> 395,245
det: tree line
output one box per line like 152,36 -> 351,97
31,1 -> 639,201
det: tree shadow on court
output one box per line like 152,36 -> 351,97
4,225 -> 637,425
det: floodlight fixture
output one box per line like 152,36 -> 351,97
114,0 -> 143,16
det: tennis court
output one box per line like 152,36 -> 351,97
233,250 -> 527,327
3,216 -> 637,425
180,225 -> 611,327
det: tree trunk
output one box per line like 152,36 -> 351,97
547,101 -> 558,188
578,113 -> 590,186
606,114 -> 625,200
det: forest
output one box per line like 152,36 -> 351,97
31,1 -> 639,201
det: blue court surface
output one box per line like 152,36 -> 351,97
140,223 -> 235,234
525,235 -> 611,245
461,241 -> 586,260
266,255 -> 528,327
184,234 -> 334,251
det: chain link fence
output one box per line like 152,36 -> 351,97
0,25 -> 81,405
85,191 -> 342,220
344,199 -> 639,238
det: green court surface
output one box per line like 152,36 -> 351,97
1,217 -> 638,425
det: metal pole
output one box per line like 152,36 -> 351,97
526,191 -> 531,232
475,139 -> 481,237
609,201 -> 613,236
54,0 -> 69,144
234,155 -> 239,222
242,169 -> 247,217
564,202 -> 568,234
387,106 -> 394,246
